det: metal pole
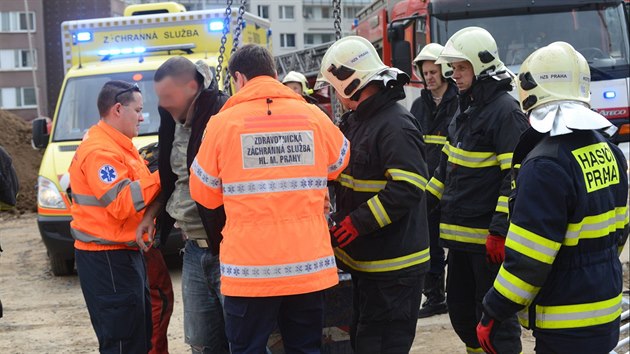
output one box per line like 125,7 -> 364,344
23,0 -> 42,118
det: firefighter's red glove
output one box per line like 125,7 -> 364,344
476,312 -> 498,354
486,234 -> 505,264
330,216 -> 359,248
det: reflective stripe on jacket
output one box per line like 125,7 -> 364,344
189,76 -> 350,297
70,120 -> 161,251
427,80 -> 529,253
332,86 -> 430,276
482,129 -> 629,354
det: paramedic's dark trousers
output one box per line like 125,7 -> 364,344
350,271 -> 424,354
76,249 -> 152,354
224,291 -> 324,353
447,249 -> 521,354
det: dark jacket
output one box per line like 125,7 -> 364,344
483,128 -> 628,354
332,85 -> 431,276
156,78 -> 229,255
426,78 -> 529,253
410,82 -> 458,174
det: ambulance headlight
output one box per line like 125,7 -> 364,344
38,176 -> 66,209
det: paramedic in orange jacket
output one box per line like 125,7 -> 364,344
189,44 -> 350,353
69,80 -> 160,354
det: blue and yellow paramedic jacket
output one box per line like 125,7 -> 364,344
332,86 -> 431,276
426,78 -> 529,252
482,128 -> 629,354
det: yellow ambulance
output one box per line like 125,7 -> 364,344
31,2 -> 270,275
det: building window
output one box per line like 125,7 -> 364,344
321,6 -> 331,19
303,6 -> 314,19
279,5 -> 294,20
280,33 -> 296,48
257,5 -> 269,19
0,87 -> 37,109
304,33 -> 334,47
0,12 -> 35,32
0,49 -> 36,70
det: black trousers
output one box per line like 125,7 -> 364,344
446,250 -> 521,354
427,208 -> 446,274
350,271 -> 424,354
75,249 -> 152,354
224,291 -> 324,354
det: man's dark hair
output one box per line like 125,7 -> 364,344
154,56 -> 202,87
97,80 -> 141,117
228,44 -> 276,80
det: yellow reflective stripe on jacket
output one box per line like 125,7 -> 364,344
447,143 -> 499,168
617,206 -> 629,227
518,308 -> 530,328
427,177 -> 444,200
496,195 -> 509,214
494,266 -> 540,306
440,223 -> 487,245
535,293 -> 622,329
424,134 -> 447,145
386,168 -> 427,191
367,195 -> 392,227
497,153 -> 513,170
339,174 -> 387,193
466,346 -> 485,353
334,247 -> 430,272
564,209 -> 620,246
505,223 -> 561,264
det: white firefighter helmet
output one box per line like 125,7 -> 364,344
282,71 -> 312,95
317,36 -> 406,99
518,41 -> 611,135
413,43 -> 451,80
435,26 -> 512,80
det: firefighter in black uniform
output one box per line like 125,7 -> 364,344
427,27 -> 527,353
317,35 -> 430,353
478,42 -> 629,354
410,43 -> 458,319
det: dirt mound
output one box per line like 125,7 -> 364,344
0,110 -> 43,214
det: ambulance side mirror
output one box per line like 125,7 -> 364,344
32,117 -> 50,150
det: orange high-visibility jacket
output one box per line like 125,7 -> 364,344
190,76 -> 350,297
70,120 -> 160,251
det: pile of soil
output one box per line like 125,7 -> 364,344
0,110 -> 43,214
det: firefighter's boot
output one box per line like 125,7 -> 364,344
418,272 -> 447,318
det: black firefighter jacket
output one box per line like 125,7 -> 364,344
483,128 -> 629,354
156,77 -> 229,255
410,82 -> 459,175
332,86 -> 431,277
426,78 -> 529,253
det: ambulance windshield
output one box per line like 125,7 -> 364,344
53,71 -> 160,142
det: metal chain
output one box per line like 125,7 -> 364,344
333,0 -> 342,40
332,0 -> 344,123
216,0 -> 233,91
223,0 -> 246,93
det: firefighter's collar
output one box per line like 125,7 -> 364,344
529,101 -> 614,137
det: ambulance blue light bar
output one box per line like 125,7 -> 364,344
208,20 -> 224,32
603,91 -> 616,99
75,31 -> 93,43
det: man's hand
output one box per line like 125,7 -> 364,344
486,234 -> 506,264
135,215 -> 155,252
477,312 -> 499,354
330,216 -> 359,248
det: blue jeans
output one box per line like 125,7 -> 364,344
182,240 -> 229,353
